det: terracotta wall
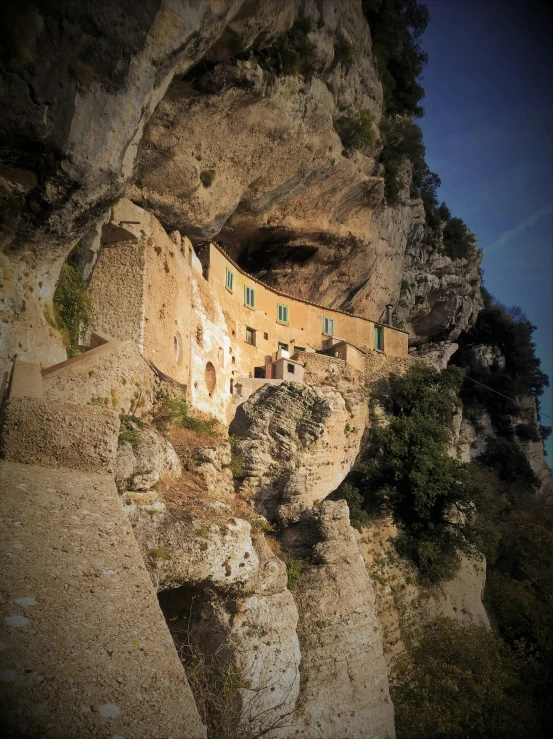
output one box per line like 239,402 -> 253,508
207,245 -> 408,374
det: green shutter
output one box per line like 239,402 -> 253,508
374,326 -> 384,350
226,269 -> 233,291
245,285 -> 255,308
277,303 -> 288,324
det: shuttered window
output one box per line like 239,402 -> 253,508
374,325 -> 384,351
323,316 -> 334,335
277,303 -> 289,324
225,268 -> 234,291
244,285 -> 255,308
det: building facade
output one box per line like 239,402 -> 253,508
89,200 -> 408,422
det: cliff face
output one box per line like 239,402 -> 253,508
1,2 -> 552,738
0,0 -> 482,371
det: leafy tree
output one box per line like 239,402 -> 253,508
486,495 -> 553,727
442,216 -> 477,259
363,0 -> 429,118
341,364 -> 499,582
391,619 -> 544,739
453,302 -> 550,431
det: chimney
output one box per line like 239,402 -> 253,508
385,304 -> 394,326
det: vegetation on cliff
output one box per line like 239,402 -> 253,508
338,364 -> 500,583
53,263 -> 93,357
391,619 -> 542,739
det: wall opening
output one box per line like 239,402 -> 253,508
205,362 -> 216,394
245,327 -> 256,346
230,378 -> 234,394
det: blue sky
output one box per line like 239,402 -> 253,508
418,0 -> 553,458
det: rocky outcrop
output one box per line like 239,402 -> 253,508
131,497 -> 300,737
289,501 -> 395,738
230,381 -> 368,523
0,0 -> 295,365
115,428 -> 182,492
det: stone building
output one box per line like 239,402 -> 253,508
89,200 -> 408,422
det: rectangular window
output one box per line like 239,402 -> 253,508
245,326 -> 256,346
294,346 -> 306,353
287,363 -> 295,374
323,316 -> 334,335
374,325 -> 384,351
277,303 -> 289,325
244,285 -> 255,309
225,268 -> 234,292
278,342 -> 289,352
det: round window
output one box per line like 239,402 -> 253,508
205,362 -> 216,394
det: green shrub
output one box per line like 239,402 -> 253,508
362,0 -> 429,118
119,415 -> 144,447
149,547 -> 171,561
346,364 -> 499,583
333,481 -> 371,531
258,16 -> 316,77
228,435 -> 245,479
334,109 -> 376,151
286,558 -> 304,591
53,263 -> 93,357
334,36 -> 356,70
164,397 -> 219,437
480,435 -> 539,494
442,216 -> 477,259
391,619 -> 543,739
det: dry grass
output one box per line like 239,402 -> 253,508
168,425 -> 224,451
156,467 -> 268,534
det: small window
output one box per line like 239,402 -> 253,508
294,346 -> 306,353
244,285 -> 255,309
374,325 -> 384,351
323,316 -> 334,335
278,342 -> 289,352
264,332 -> 269,340
245,326 -> 256,346
287,363 -> 295,374
225,268 -> 234,292
277,303 -> 289,325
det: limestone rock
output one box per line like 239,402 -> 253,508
114,441 -> 137,492
230,381 -> 367,523
131,428 -> 182,489
190,442 -> 234,496
410,341 -> 459,371
128,505 -> 260,591
291,501 -> 395,738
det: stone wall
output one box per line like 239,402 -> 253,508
0,462 -> 206,739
